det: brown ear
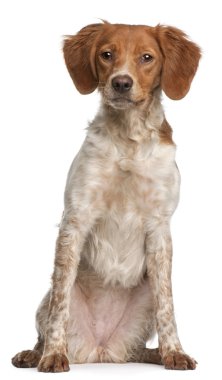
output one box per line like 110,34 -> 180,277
156,25 -> 201,100
63,24 -> 103,94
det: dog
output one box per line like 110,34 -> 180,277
12,21 -> 201,372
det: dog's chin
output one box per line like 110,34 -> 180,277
105,97 -> 145,110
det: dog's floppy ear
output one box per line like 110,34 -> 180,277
155,25 -> 201,100
63,24 -> 103,94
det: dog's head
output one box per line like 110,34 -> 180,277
63,22 -> 201,109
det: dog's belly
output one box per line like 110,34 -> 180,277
82,210 -> 147,288
67,268 -> 154,363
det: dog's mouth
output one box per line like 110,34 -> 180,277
113,97 -> 133,104
108,97 -> 145,109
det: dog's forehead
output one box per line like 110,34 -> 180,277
98,24 -> 159,52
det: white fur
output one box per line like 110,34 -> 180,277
64,99 -> 179,289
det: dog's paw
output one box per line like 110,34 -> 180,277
12,349 -> 41,368
38,353 -> 70,372
163,351 -> 197,370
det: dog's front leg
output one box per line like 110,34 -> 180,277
38,214 -> 93,372
146,222 -> 196,370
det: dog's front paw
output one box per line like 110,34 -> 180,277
38,353 -> 70,372
163,351 -> 197,370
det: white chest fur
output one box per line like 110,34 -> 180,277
65,104 -> 180,289
81,139 -> 179,288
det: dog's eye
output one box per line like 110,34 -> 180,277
141,54 -> 153,63
101,51 -> 113,60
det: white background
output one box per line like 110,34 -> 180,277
0,0 -> 221,379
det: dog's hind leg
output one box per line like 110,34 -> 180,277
11,335 -> 44,368
129,347 -> 162,365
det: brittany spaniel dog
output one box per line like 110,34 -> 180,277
12,21 -> 201,372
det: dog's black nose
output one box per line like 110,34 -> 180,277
112,75 -> 133,93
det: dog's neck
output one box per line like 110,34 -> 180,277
92,89 -> 165,144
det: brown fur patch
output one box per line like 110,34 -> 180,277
155,25 -> 201,100
159,119 -> 174,145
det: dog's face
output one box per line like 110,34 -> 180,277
95,25 -> 163,109
63,23 -> 201,109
